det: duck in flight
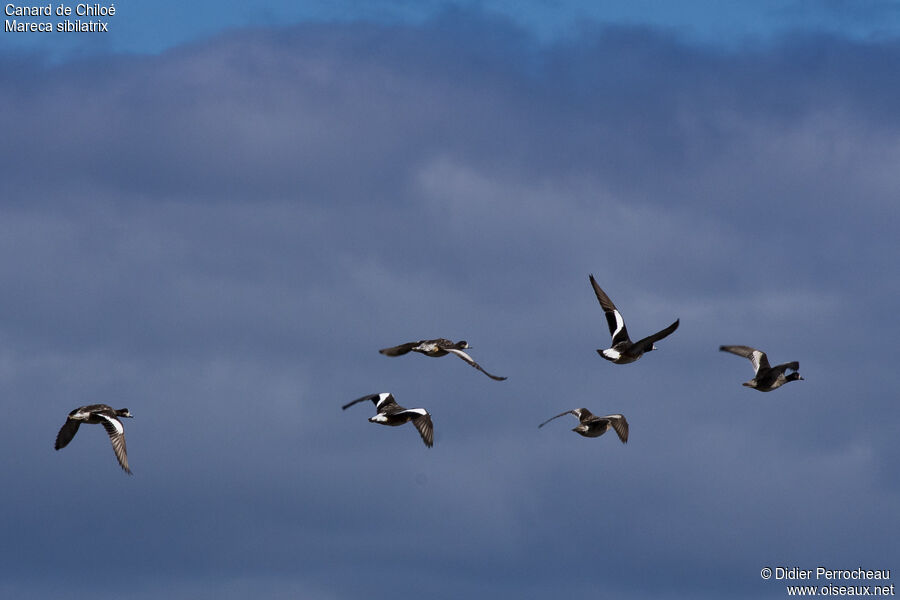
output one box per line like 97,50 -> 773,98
55,404 -> 133,474
590,274 -> 679,364
379,338 -> 507,381
719,345 -> 804,392
342,393 -> 434,448
538,408 -> 629,442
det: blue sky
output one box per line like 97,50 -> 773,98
2,2 -> 899,599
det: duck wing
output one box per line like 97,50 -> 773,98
589,275 -> 631,345
402,409 -> 433,448
770,361 -> 800,376
342,393 -> 398,412
720,345 -> 770,373
634,319 -> 680,348
604,414 -> 629,443
54,418 -> 80,450
342,393 -> 379,410
444,348 -> 507,381
538,409 -> 578,428
378,342 -> 419,357
97,413 -> 131,474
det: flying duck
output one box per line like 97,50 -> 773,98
719,345 -> 804,391
379,338 -> 507,381
55,404 -> 133,474
590,274 -> 679,364
538,408 -> 629,442
342,393 -> 434,448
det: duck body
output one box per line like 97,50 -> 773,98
719,345 -> 804,392
539,408 -> 629,443
590,275 -> 679,364
55,404 -> 133,474
743,372 -> 803,391
379,338 -> 507,381
342,393 -> 434,448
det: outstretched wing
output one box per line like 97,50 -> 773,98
342,393 -> 397,411
54,419 -> 80,450
538,409 -> 577,429
770,361 -> 800,376
635,319 -> 680,348
403,410 -> 434,448
589,275 -> 630,345
378,342 -> 419,357
604,414 -> 629,443
444,348 -> 507,381
720,345 -> 769,373
97,414 -> 131,474
342,393 -> 379,410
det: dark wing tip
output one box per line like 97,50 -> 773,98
446,348 -> 507,381
658,318 -> 680,338
342,394 -> 378,410
412,414 -> 434,448
54,419 -> 80,450
538,410 -> 575,428
588,275 -> 617,312
610,415 -> 629,443
719,345 -> 755,356
378,342 -> 416,357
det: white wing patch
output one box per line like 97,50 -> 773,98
97,414 -> 124,435
446,348 -> 475,364
610,310 -> 625,340
750,351 -> 764,373
376,393 -> 393,408
602,348 -> 622,360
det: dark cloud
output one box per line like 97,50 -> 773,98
1,12 -> 898,599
